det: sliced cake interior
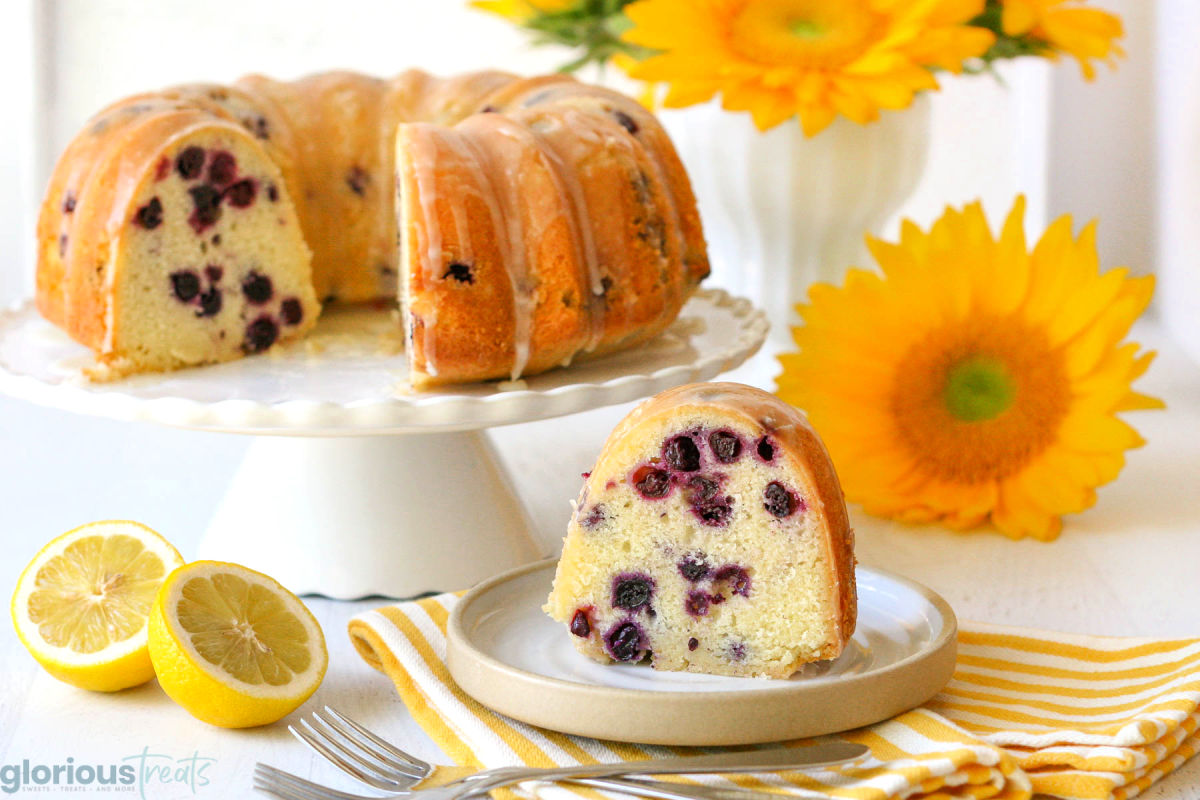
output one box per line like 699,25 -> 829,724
86,121 -> 318,377
546,382 -> 856,679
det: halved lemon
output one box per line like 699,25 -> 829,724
148,561 -> 327,728
10,520 -> 185,692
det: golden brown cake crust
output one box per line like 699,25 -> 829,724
399,75 -> 709,387
38,70 -> 708,385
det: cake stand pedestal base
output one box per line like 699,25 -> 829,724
197,432 -> 545,599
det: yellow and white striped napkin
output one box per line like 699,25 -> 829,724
348,595 -> 1200,800
926,624 -> 1200,800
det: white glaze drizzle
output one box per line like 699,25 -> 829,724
445,120 -> 534,380
493,114 -> 594,374
525,111 -> 608,351
402,124 -> 445,375
486,121 -> 540,379
516,116 -> 598,360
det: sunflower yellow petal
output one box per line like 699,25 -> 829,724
1117,393 -> 1166,412
620,0 -> 989,134
1063,276 -> 1155,378
1046,266 -> 1128,347
940,512 -> 989,531
660,81 -> 721,109
911,478 -> 999,522
1071,343 -> 1161,414
1045,447 -> 1126,488
927,0 -> 987,25
1058,412 -> 1145,453
1002,0 -> 1039,35
1023,213 -> 1079,324
993,481 -> 1063,540
998,0 -> 1125,80
1014,458 -> 1096,517
981,195 -> 1032,316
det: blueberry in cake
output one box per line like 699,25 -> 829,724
545,382 -> 856,679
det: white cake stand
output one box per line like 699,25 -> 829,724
0,290 -> 767,598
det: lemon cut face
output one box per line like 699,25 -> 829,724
149,561 -> 327,728
178,570 -> 314,685
11,520 -> 185,692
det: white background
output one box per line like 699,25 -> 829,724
1,4 -> 1198,799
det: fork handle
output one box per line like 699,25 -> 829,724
452,741 -> 865,797
571,777 -> 832,800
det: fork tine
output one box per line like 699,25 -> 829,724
305,715 -> 422,786
290,721 -> 406,791
253,773 -> 325,800
322,707 -> 433,776
310,710 -> 428,780
254,764 -> 337,800
252,779 -> 306,800
253,763 -> 377,800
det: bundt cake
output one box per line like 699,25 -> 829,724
545,382 -> 856,679
36,71 -> 709,386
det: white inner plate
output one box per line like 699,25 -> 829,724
0,289 -> 766,434
464,563 -> 948,692
447,560 -> 958,745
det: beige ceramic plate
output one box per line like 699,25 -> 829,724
447,560 -> 957,746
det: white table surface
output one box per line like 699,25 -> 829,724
1,318 -> 1197,800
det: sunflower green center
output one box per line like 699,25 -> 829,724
890,317 -> 1071,485
789,18 -> 824,39
943,357 -> 1016,422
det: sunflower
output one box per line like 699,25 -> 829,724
470,0 -> 573,23
1000,0 -> 1124,79
620,0 -> 995,136
776,197 -> 1161,540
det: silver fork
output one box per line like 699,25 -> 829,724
254,706 -> 862,800
286,707 -> 860,798
255,765 -> 835,800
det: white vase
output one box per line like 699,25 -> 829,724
659,95 -> 932,354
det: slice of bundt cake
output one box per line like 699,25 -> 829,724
38,97 -> 318,378
545,382 -> 856,679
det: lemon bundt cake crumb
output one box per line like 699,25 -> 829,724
546,382 -> 856,679
37,103 -> 318,378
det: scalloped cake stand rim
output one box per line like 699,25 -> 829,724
0,288 -> 769,437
